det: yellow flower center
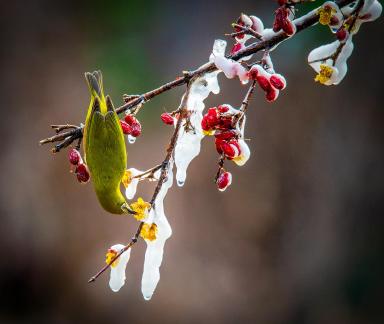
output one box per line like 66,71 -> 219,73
315,64 -> 334,84
122,170 -> 133,188
318,6 -> 337,25
140,223 -> 158,241
203,130 -> 215,136
105,249 -> 119,268
130,197 -> 151,221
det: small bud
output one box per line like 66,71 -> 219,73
68,148 -> 81,165
130,122 -> 142,137
282,19 -> 296,36
217,105 -> 230,113
124,114 -> 136,125
270,74 -> 287,90
76,163 -> 90,183
160,113 -> 174,125
336,28 -> 348,41
257,75 -> 272,92
217,171 -> 232,192
266,88 -> 279,102
215,130 -> 237,141
230,43 -> 243,55
120,120 -> 132,135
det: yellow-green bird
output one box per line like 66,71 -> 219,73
83,71 -> 129,214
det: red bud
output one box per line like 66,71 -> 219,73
130,122 -> 142,137
257,75 -> 272,92
270,74 -> 286,90
161,113 -> 174,125
217,171 -> 232,191
124,114 -> 136,125
76,163 -> 90,183
120,120 -> 132,134
68,148 -> 81,165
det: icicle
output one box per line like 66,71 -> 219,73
128,135 -> 136,144
141,161 -> 174,300
174,53 -> 221,186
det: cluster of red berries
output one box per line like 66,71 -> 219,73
201,105 -> 245,192
273,2 -> 296,36
68,148 -> 90,183
120,114 -> 142,137
248,65 -> 286,102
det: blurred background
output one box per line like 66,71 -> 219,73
0,0 -> 383,323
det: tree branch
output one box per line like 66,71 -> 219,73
39,0 -> 355,153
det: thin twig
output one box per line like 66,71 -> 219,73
232,80 -> 257,127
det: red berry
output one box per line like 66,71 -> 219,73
76,163 -> 90,183
215,130 -> 237,141
270,74 -> 286,90
160,113 -> 174,125
230,43 -> 243,55
247,66 -> 259,80
217,171 -> 232,192
217,105 -> 230,113
257,75 -> 272,92
68,148 -> 81,165
201,116 -> 211,131
124,114 -> 136,125
120,120 -> 132,135
336,28 -> 347,41
215,138 -> 224,155
282,19 -> 295,36
130,122 -> 142,137
277,0 -> 286,6
217,116 -> 233,130
266,88 -> 279,102
220,140 -> 240,159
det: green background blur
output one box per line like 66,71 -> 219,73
0,1 -> 383,323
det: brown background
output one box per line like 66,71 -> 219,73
0,0 -> 383,323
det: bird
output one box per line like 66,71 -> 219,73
83,71 -> 130,214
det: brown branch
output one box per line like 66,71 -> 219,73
228,23 -> 263,39
88,82 -> 192,283
39,0 -> 355,153
232,80 -> 257,127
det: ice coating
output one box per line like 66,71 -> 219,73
213,52 -> 249,84
308,38 -> 354,85
141,162 -> 174,300
352,0 -> 382,34
233,139 -> 251,166
127,135 -> 136,144
109,244 -> 131,292
125,168 -> 142,199
174,45 -> 222,186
